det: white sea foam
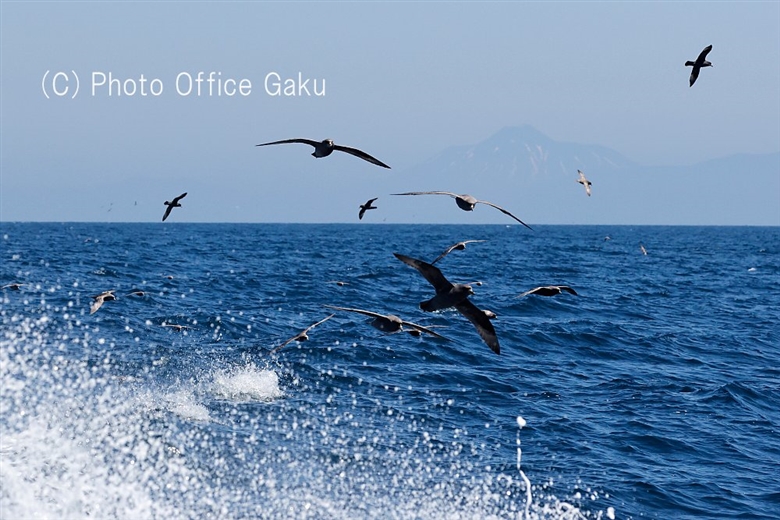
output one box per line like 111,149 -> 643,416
211,363 -> 284,401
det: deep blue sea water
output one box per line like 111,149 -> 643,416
1,223 -> 779,519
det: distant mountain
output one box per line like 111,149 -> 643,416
388,125 -> 779,226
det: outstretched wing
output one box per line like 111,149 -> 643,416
402,320 -> 449,340
475,200 -> 533,230
332,145 -> 391,169
697,44 -> 713,62
325,305 -> 385,320
162,204 -> 174,222
256,138 -> 320,148
393,253 -> 453,292
455,300 -> 500,354
689,67 -> 700,87
558,286 -> 578,295
172,192 -> 187,204
391,191 -> 459,198
301,314 -> 335,334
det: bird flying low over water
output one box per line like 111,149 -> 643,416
359,198 -> 379,220
391,191 -> 532,230
1,283 -> 22,290
517,285 -> 578,298
431,240 -> 486,265
393,252 -> 499,354
162,192 -> 187,222
90,290 -> 116,314
685,44 -> 713,87
255,138 -> 391,169
162,323 -> 191,332
269,314 -> 335,354
324,305 -> 448,339
577,170 -> 592,197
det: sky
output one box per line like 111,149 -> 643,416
1,1 -> 779,224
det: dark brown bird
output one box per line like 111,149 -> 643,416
431,240 -> 486,265
685,45 -> 713,87
392,191 -> 532,230
358,198 -> 379,220
162,323 -> 191,332
1,283 -> 22,290
162,192 -> 187,222
256,138 -> 390,169
517,285 -> 578,298
269,314 -> 335,354
90,290 -> 116,314
393,252 -> 499,354
324,305 -> 448,339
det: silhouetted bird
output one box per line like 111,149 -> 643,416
325,305 -> 447,339
162,192 -> 187,221
270,314 -> 334,354
256,138 -> 390,169
358,198 -> 379,220
685,45 -> 713,87
517,285 -> 578,298
431,240 -> 486,265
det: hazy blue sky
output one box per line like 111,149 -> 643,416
1,1 -> 778,224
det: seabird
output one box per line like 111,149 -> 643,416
393,252 -> 500,354
324,305 -> 448,339
577,170 -> 592,197
359,198 -> 379,220
269,314 -> 335,354
90,290 -> 116,314
431,240 -> 486,265
391,191 -> 532,230
162,192 -> 187,222
126,290 -> 145,297
255,138 -> 391,169
1,283 -> 22,290
162,323 -> 191,332
517,285 -> 578,298
685,45 -> 713,87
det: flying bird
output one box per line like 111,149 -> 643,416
577,170 -> 592,197
162,323 -> 191,332
90,290 -> 116,314
269,314 -> 335,354
393,252 -> 499,354
359,198 -> 379,220
1,283 -> 22,290
324,305 -> 448,339
255,138 -> 391,169
517,285 -> 578,298
162,192 -> 187,222
392,191 -> 532,230
431,240 -> 486,265
685,44 -> 713,87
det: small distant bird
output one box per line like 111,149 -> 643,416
685,44 -> 713,87
577,170 -> 592,197
394,252 -> 499,354
90,290 -> 116,314
162,323 -> 191,332
358,198 -> 379,220
269,314 -> 335,354
327,280 -> 349,287
431,240 -> 486,265
162,192 -> 187,222
517,285 -> 578,298
640,243 -> 648,255
255,138 -> 391,169
126,290 -> 145,297
392,191 -> 532,230
1,283 -> 22,290
324,305 -> 448,339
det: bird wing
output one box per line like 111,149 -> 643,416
697,44 -> 713,62
358,207 -> 366,220
90,297 -> 104,314
689,67 -> 700,87
517,287 -> 541,298
172,192 -> 188,204
559,286 -> 578,295
475,200 -> 533,231
325,305 -> 385,320
332,145 -> 391,168
302,314 -> 335,334
269,335 -> 300,355
401,320 -> 449,339
455,300 -> 500,354
393,253 -> 453,292
255,138 -> 320,148
162,204 -> 174,222
391,191 -> 459,198
430,244 -> 458,265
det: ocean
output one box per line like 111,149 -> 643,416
1,222 -> 778,519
